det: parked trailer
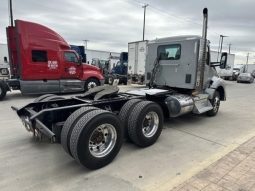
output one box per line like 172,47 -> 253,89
128,40 -> 148,84
14,8 -> 227,170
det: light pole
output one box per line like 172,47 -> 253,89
9,0 -> 14,26
228,43 -> 232,54
142,4 -> 149,41
246,52 -> 250,72
83,40 -> 89,50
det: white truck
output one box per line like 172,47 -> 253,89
208,51 -> 235,80
0,44 -> 10,79
128,40 -> 148,84
233,64 -> 246,80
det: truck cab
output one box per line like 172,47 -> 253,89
0,20 -> 104,100
145,36 -> 226,98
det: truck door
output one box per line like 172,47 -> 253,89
61,51 -> 82,79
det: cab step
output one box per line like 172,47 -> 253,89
192,94 -> 213,114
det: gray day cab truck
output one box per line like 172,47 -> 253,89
13,8 -> 227,170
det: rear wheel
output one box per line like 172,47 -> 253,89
0,81 -> 7,100
84,78 -> 100,91
207,91 -> 220,116
61,106 -> 99,156
69,110 -> 123,169
127,101 -> 164,147
119,99 -> 143,139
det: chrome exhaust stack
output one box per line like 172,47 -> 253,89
196,8 -> 208,92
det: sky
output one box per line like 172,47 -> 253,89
0,0 -> 254,64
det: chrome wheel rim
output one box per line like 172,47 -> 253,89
213,96 -> 220,112
87,82 -> 97,89
142,111 -> 159,138
88,124 -> 117,158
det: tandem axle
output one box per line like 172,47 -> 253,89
14,84 -> 224,169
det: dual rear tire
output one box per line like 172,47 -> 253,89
61,108 -> 123,170
119,100 -> 164,147
60,100 -> 163,169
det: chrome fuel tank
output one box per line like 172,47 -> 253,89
165,94 -> 194,117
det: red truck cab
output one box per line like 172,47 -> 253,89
1,20 -> 104,97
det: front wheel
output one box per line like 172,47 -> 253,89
207,91 -> 220,117
84,78 -> 100,91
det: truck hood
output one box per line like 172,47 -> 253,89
82,64 -> 102,73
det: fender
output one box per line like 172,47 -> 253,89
82,70 -> 104,81
81,64 -> 104,81
205,76 -> 226,101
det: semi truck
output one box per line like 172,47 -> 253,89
0,20 -> 104,100
13,8 -> 227,170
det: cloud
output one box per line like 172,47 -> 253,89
0,0 -> 254,63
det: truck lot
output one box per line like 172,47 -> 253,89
0,81 -> 255,191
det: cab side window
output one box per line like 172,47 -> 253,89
64,52 -> 78,63
157,44 -> 181,60
32,50 -> 48,62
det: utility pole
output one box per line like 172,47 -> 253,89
217,35 -> 222,62
83,40 -> 89,49
142,4 -> 149,41
246,52 -> 249,72
228,43 -> 232,54
9,0 -> 14,26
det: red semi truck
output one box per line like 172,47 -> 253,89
0,20 -> 104,100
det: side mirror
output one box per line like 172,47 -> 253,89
220,53 -> 227,69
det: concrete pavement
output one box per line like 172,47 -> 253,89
0,81 -> 255,191
171,136 -> 255,191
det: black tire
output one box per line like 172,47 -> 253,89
108,76 -> 114,85
84,78 -> 100,91
69,110 -> 123,169
33,94 -> 55,102
127,101 -> 164,147
61,106 -> 99,156
0,81 -> 7,100
207,91 -> 220,117
119,99 -> 143,139
42,95 -> 64,102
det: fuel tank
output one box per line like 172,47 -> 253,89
165,94 -> 194,117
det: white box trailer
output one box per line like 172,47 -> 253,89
246,64 -> 255,73
128,40 -> 148,83
211,51 -> 235,80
